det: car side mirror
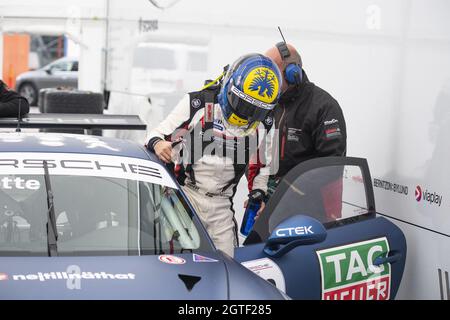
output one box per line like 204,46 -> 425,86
264,215 -> 327,258
45,68 -> 52,75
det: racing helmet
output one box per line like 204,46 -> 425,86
218,53 -> 282,132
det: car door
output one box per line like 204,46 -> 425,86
234,156 -> 407,300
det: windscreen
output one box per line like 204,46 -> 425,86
246,161 -> 372,245
0,153 -> 212,256
268,165 -> 369,232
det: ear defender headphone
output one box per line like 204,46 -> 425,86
276,42 -> 302,86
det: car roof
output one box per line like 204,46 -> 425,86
47,57 -> 78,65
0,132 -> 158,161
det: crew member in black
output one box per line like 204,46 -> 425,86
0,80 -> 30,117
248,43 -> 347,198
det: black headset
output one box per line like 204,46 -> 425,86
276,42 -> 302,86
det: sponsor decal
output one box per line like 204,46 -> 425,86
415,185 -> 422,202
276,226 -> 313,237
373,178 -> 408,196
0,271 -> 135,282
244,67 -> 280,103
325,127 -> 341,139
1,177 -> 40,190
138,18 -> 158,33
205,103 -> 214,122
264,116 -> 273,126
287,128 -> 302,142
213,119 -> 224,132
0,153 -> 177,189
242,258 -> 286,292
414,185 -> 442,207
316,237 -> 391,300
324,119 -> 339,126
192,254 -> 218,263
191,98 -> 202,109
158,255 -> 186,265
230,85 -> 275,110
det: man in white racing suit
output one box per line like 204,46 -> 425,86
146,54 -> 282,256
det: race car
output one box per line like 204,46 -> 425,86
0,114 -> 406,299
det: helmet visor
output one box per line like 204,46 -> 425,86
227,85 -> 276,122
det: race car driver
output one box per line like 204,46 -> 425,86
248,43 -> 347,200
146,54 -> 282,257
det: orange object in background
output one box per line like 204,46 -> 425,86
2,34 -> 30,89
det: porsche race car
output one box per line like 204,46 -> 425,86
0,114 -> 406,300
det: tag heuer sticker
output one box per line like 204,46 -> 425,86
191,98 -> 201,109
158,255 -> 186,265
264,116 -> 273,126
193,254 -> 218,263
316,237 -> 391,300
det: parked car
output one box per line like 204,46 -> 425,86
15,57 -> 78,106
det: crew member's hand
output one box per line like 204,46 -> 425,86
243,200 -> 265,219
154,140 -> 173,163
256,202 -> 265,219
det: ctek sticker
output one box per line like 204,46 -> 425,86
158,255 -> 186,265
316,237 -> 391,300
0,153 -> 177,189
242,258 -> 286,293
192,254 -> 218,263
275,226 -> 313,237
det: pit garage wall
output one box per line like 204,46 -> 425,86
1,0 -> 449,299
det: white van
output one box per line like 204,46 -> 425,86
130,42 -> 208,115
106,37 -> 209,144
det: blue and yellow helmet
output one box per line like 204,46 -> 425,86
218,53 -> 282,130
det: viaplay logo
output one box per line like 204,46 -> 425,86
415,186 -> 422,202
415,185 -> 442,207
